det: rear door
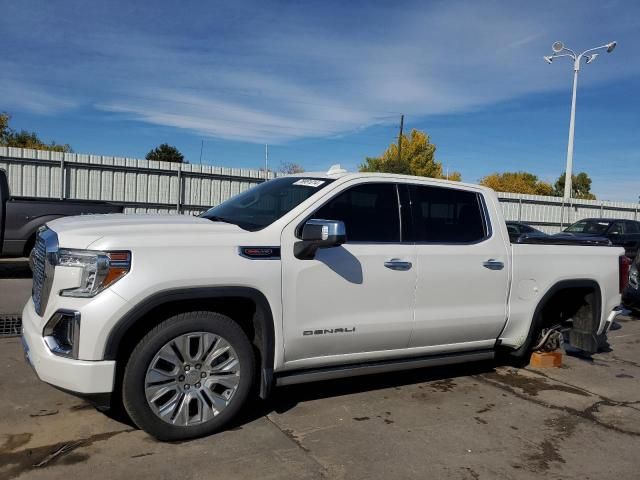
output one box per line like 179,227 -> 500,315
407,184 -> 510,351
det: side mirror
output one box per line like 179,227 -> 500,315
294,219 -> 346,260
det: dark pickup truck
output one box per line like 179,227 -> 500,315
556,218 -> 640,258
0,169 -> 123,257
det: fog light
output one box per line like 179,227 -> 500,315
43,310 -> 80,359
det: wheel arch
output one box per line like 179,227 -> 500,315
507,279 -> 602,358
104,286 -> 276,399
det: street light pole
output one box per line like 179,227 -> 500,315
544,40 -> 617,200
564,59 -> 579,199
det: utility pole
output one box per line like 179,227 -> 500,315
397,114 -> 404,163
199,140 -> 204,165
265,144 -> 269,180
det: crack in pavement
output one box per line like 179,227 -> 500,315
523,367 -> 640,414
265,414 -> 329,478
475,373 -> 640,437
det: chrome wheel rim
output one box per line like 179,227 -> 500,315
144,332 -> 241,426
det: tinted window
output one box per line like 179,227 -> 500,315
625,221 -> 640,234
409,185 -> 487,243
609,221 -> 625,235
313,183 -> 400,242
565,220 -> 610,234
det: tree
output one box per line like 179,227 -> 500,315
479,171 -> 555,196
554,172 -> 596,200
0,112 -> 72,152
145,143 -> 185,163
359,129 -> 461,180
279,162 -> 305,174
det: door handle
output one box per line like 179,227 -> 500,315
384,259 -> 412,271
483,259 -> 504,271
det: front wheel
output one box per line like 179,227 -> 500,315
122,311 -> 255,441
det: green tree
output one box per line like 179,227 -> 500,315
479,171 -> 555,196
145,143 -> 185,163
360,129 -> 461,180
0,112 -> 72,152
554,172 -> 596,200
279,162 -> 305,174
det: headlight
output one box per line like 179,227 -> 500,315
57,249 -> 131,297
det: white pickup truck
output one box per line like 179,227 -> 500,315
21,168 -> 628,440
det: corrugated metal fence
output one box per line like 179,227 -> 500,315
0,147 -> 273,215
1,147 -> 638,231
498,192 -> 639,233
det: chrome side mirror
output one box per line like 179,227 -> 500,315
294,219 -> 346,260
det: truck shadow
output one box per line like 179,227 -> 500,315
231,360 -> 497,429
0,259 -> 32,279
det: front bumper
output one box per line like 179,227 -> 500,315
21,300 -> 116,394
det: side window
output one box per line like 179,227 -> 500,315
609,221 -> 625,235
312,183 -> 400,242
409,185 -> 487,243
625,221 -> 639,234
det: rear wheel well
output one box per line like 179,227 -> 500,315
502,281 -> 601,362
537,286 -> 598,330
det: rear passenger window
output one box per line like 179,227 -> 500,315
409,185 -> 487,243
626,222 -> 639,234
313,183 -> 400,242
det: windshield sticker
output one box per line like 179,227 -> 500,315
293,179 -> 325,187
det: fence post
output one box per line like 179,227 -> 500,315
518,195 -> 523,221
60,155 -> 66,200
176,165 -> 182,213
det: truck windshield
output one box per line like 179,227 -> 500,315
200,177 -> 333,231
564,220 -> 611,235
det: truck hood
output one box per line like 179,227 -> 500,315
46,214 -> 245,250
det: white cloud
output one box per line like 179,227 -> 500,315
2,1 -> 639,142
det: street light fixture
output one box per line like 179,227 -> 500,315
544,40 -> 618,199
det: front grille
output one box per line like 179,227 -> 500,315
32,234 -> 46,315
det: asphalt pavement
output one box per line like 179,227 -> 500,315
1,259 -> 640,479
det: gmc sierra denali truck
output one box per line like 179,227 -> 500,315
0,169 -> 123,257
21,168 -> 628,441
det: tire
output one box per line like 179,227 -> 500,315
122,311 -> 255,441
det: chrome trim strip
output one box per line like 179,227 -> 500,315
275,350 -> 495,386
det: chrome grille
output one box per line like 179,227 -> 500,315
30,228 -> 58,316
31,234 -> 46,314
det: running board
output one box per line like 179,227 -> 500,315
275,350 -> 495,386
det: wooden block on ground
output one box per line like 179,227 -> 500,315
530,350 -> 563,368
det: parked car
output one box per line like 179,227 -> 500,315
557,218 -> 640,258
622,252 -> 640,313
0,169 -> 123,257
21,168 -> 627,441
505,221 -> 546,243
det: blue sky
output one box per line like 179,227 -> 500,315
2,0 -> 639,201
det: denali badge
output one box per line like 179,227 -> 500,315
303,328 -> 356,336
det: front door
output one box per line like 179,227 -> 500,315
280,181 -> 416,367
